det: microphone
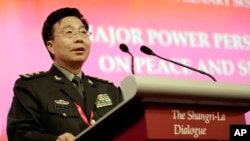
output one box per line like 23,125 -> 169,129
119,43 -> 135,75
140,45 -> 217,82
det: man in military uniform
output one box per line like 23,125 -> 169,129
7,7 -> 123,141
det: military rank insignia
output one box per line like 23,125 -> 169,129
54,75 -> 62,81
20,71 -> 47,79
95,94 -> 113,108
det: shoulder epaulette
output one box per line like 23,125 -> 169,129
20,71 -> 48,80
86,76 -> 113,84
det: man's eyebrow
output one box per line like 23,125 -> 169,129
61,25 -> 86,30
61,25 -> 73,29
78,25 -> 86,29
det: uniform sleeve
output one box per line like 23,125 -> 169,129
7,78 -> 57,141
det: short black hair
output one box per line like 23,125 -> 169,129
41,7 -> 89,59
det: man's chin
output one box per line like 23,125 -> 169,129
72,59 -> 84,63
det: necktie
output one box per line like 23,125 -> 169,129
72,76 -> 84,99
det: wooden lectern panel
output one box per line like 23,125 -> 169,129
144,103 -> 246,140
113,103 -> 247,141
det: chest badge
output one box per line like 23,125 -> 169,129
95,94 -> 113,108
54,99 -> 69,105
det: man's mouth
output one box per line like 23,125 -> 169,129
73,48 -> 84,51
72,47 -> 85,55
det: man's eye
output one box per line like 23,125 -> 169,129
65,30 -> 73,34
80,31 -> 87,34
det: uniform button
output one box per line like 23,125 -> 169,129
90,119 -> 96,125
63,113 -> 67,117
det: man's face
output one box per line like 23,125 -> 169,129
47,16 -> 91,66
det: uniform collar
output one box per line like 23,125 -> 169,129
53,64 -> 82,81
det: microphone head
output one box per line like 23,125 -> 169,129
119,43 -> 129,53
140,45 -> 154,55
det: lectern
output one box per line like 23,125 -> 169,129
75,75 -> 250,141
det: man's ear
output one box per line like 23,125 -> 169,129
46,41 -> 55,54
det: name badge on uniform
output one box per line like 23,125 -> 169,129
54,99 -> 71,110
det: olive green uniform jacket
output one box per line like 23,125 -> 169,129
7,65 -> 123,141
